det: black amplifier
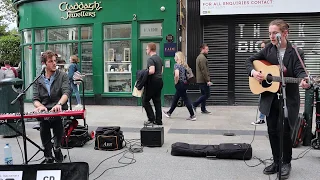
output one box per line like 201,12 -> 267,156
140,126 -> 164,147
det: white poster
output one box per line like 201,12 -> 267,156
200,0 -> 320,15
0,171 -> 23,180
36,170 -> 61,180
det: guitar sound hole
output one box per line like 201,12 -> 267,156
261,80 -> 272,88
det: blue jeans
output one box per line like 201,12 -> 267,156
168,82 -> 194,116
259,112 -> 265,120
70,82 -> 81,105
193,83 -> 210,112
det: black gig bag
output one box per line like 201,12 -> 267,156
215,143 -> 252,160
171,142 -> 252,160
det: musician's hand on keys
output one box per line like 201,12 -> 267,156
253,71 -> 264,82
51,104 -> 62,112
300,77 -> 310,89
34,105 -> 47,112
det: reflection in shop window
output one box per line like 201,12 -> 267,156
81,42 -> 93,91
23,30 -> 32,44
48,43 -> 78,72
103,41 -> 131,92
35,45 -> 45,75
35,29 -> 45,42
81,27 -> 92,40
104,24 -> 131,39
24,46 -> 33,99
48,27 -> 78,41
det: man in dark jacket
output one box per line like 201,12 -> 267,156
33,50 -> 70,163
192,44 -> 212,114
245,19 -> 309,179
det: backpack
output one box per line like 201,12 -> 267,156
2,67 -> 15,78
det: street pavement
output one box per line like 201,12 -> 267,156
0,103 -> 319,180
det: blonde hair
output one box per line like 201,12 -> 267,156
175,51 -> 188,68
70,55 -> 79,63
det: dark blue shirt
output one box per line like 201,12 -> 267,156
68,63 -> 80,81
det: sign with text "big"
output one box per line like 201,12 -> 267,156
201,0 -> 319,15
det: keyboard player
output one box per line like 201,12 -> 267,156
32,50 -> 70,163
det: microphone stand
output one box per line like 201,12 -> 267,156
10,71 -> 44,164
277,39 -> 288,180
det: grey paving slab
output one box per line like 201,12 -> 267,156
0,103 -> 319,180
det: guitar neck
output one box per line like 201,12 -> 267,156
268,76 -> 304,84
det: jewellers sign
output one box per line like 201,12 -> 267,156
200,0 -> 319,15
59,1 -> 102,20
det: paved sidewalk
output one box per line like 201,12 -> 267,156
0,103 -> 319,180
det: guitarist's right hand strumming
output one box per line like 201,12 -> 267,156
252,70 -> 264,83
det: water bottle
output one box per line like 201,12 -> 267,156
4,143 -> 13,165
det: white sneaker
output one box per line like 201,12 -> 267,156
75,104 -> 83,109
251,119 -> 265,125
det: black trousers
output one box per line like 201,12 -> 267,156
266,95 -> 292,164
39,117 -> 64,158
143,78 -> 163,123
168,82 -> 194,116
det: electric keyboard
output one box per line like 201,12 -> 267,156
0,110 -> 86,122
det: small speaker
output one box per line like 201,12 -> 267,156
140,127 -> 164,147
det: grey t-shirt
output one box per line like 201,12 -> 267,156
147,54 -> 163,80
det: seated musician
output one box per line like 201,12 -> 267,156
32,50 -> 70,163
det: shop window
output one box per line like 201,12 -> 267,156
140,23 -> 162,37
35,45 -> 45,75
35,29 -> 45,42
103,40 -> 132,92
23,30 -> 32,44
23,46 -> 33,99
81,42 -> 93,91
48,27 -> 78,41
104,24 -> 131,39
81,27 -> 92,40
48,43 -> 78,72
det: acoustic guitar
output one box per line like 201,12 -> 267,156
249,60 -> 305,94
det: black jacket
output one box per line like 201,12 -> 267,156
245,41 -> 307,130
135,69 -> 149,90
33,69 -> 70,110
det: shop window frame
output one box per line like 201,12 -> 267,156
102,22 -> 133,95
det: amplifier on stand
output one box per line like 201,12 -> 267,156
140,126 -> 164,147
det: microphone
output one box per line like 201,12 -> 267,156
276,33 -> 281,46
41,65 -> 46,75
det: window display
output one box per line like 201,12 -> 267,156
103,23 -> 132,93
104,41 -> 131,92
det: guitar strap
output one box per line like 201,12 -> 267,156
292,45 -> 309,76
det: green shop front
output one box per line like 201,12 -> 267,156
14,0 -> 178,106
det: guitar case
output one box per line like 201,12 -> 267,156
171,142 -> 252,160
292,113 -> 308,148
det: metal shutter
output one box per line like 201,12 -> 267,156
203,21 -> 229,105
234,14 -> 320,105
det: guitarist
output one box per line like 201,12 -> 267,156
245,19 -> 310,179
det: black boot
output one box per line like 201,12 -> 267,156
279,163 -> 291,179
263,162 -> 279,175
54,148 -> 64,163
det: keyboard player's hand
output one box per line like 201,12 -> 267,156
34,105 -> 47,112
50,104 -> 62,112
